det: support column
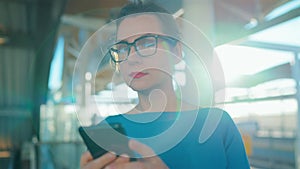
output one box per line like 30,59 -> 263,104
182,0 -> 215,44
293,52 -> 300,169
180,0 -> 217,107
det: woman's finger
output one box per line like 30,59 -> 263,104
80,151 -> 93,168
129,139 -> 155,158
81,152 -> 116,169
104,154 -> 130,169
114,154 -> 130,164
128,140 -> 169,169
106,161 -> 145,169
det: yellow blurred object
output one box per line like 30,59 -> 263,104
0,151 -> 10,158
242,134 -> 252,156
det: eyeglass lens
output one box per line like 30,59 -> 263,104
110,36 -> 158,62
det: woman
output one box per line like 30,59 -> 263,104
80,2 -> 250,169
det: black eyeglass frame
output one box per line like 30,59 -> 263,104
109,34 -> 177,63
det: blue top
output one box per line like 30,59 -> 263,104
102,108 -> 250,169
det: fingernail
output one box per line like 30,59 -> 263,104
106,165 -> 115,169
129,139 -> 135,147
109,152 -> 116,157
120,153 -> 129,158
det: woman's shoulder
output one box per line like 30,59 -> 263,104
104,107 -> 231,120
200,107 -> 237,130
198,107 -> 232,120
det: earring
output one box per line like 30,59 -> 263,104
115,63 -> 120,73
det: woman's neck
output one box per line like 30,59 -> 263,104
135,87 -> 179,113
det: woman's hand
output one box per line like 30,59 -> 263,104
80,151 -> 117,169
105,140 -> 169,169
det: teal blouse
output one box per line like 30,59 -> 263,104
103,108 -> 250,169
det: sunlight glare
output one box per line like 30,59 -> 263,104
215,45 -> 293,83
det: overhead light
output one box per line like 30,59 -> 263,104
244,18 -> 258,30
265,0 -> 300,21
0,151 -> 10,158
0,35 -> 9,45
249,16 -> 300,47
173,8 -> 184,18
0,24 -> 9,45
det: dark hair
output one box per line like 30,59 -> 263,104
117,1 -> 171,18
115,1 -> 181,40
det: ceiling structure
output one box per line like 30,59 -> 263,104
60,0 -> 299,93
61,0 -> 294,44
0,0 -> 299,150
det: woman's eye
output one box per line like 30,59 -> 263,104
118,47 -> 127,53
115,44 -> 129,53
137,39 -> 155,49
143,41 -> 155,47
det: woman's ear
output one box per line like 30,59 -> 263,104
172,42 -> 183,64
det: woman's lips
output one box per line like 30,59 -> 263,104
129,72 -> 148,78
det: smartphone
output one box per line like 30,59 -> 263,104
78,123 -> 135,160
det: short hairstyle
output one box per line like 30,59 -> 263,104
117,1 -> 171,17
115,1 -> 181,40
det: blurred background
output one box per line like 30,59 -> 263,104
0,0 -> 300,168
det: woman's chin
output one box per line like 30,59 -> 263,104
127,80 -> 151,91
130,86 -> 149,92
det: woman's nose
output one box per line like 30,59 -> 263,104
127,46 -> 142,64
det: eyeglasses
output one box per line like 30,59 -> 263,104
109,34 -> 177,63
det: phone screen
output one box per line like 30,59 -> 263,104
79,123 -> 134,159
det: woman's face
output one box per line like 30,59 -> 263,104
116,14 -> 181,92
